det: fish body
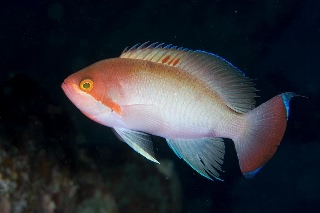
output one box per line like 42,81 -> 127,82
62,42 -> 295,180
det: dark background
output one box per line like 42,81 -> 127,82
1,0 -> 319,212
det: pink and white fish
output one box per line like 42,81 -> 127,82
61,42 -> 295,180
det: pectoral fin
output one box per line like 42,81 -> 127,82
122,104 -> 169,135
166,138 -> 225,180
113,128 -> 159,164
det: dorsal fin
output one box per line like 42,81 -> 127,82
120,42 -> 257,113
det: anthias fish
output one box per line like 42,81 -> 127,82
62,42 -> 295,180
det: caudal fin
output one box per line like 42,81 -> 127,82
234,92 -> 296,178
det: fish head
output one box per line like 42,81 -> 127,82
61,60 -> 124,127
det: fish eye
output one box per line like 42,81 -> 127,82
80,79 -> 94,92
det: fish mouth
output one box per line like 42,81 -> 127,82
61,81 -> 75,97
61,81 -> 69,92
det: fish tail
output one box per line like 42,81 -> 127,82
233,92 -> 296,178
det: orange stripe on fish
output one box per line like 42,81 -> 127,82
161,55 -> 180,66
173,58 -> 180,66
161,55 -> 170,63
104,98 -> 122,115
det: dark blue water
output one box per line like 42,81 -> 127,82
0,0 -> 319,212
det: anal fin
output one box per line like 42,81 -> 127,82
113,128 -> 159,163
166,138 -> 225,180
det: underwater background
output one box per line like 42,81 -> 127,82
0,0 -> 319,212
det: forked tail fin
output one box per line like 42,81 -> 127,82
234,92 -> 296,178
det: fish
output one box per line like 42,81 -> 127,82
61,42 -> 296,180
